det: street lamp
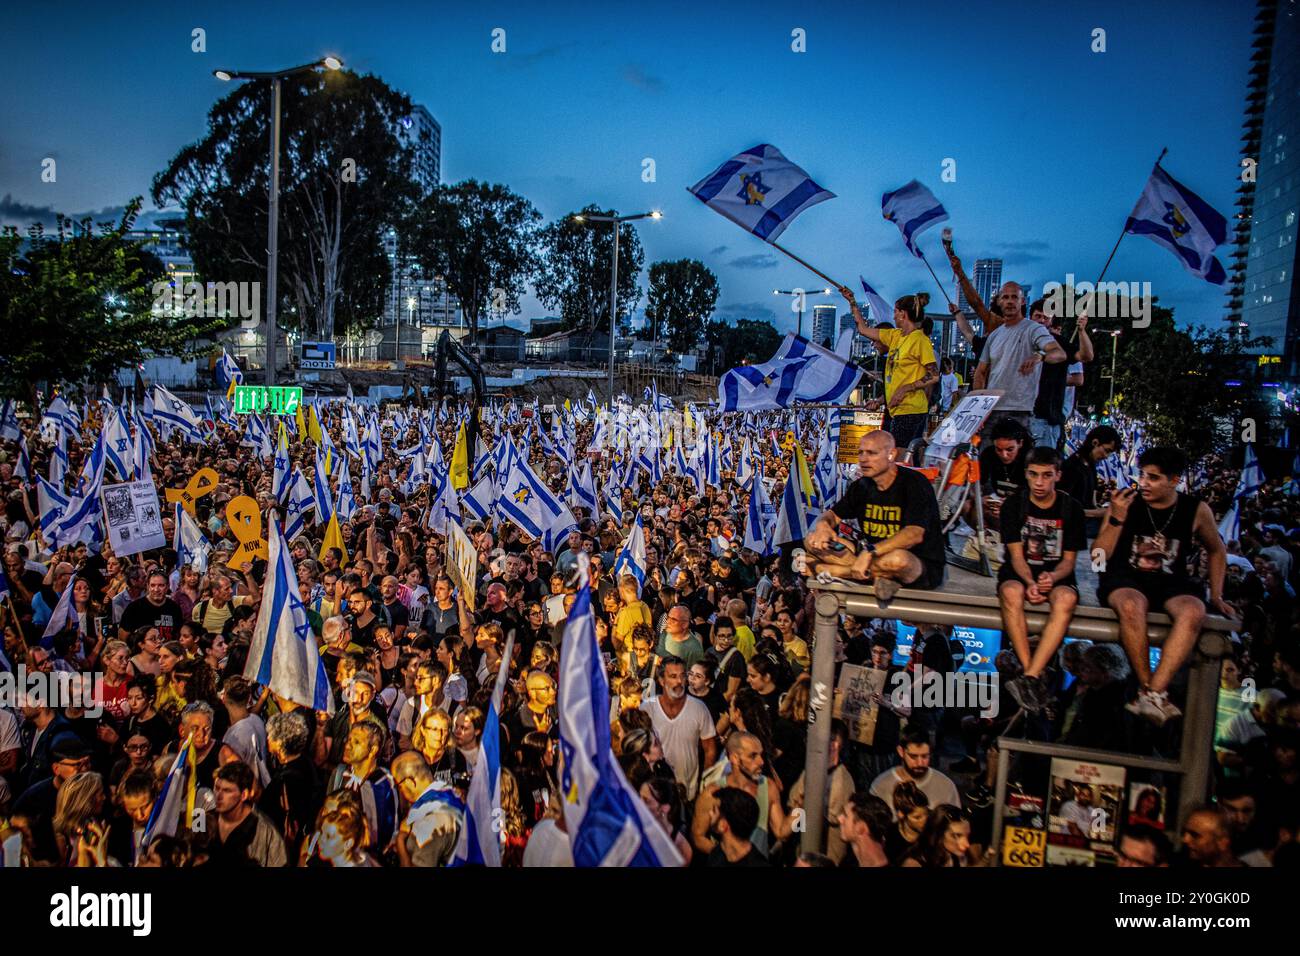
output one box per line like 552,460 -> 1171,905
1108,329 -> 1122,408
774,287 -> 832,339
572,210 -> 663,400
214,55 -> 343,386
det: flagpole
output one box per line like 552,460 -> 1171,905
1072,146 -> 1168,342
766,239 -> 840,289
919,252 -> 957,310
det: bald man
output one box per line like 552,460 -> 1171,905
804,431 -> 945,602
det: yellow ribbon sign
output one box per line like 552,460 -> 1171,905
225,495 -> 268,567
164,467 -> 219,517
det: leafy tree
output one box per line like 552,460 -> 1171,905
411,180 -> 541,345
152,69 -> 420,341
643,259 -> 719,352
703,318 -> 782,374
0,199 -> 226,404
533,206 -> 644,334
1076,301 -> 1272,459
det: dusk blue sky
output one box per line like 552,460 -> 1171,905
0,0 -> 1254,334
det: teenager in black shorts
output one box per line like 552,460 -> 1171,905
1093,447 -> 1234,727
805,430 -> 945,603
996,446 -> 1086,713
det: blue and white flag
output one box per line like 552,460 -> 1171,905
335,464 -> 358,524
743,465 -> 774,556
602,478 -> 623,524
143,734 -> 195,845
48,434 -> 106,548
613,513 -> 647,591
689,143 -> 835,242
495,441 -> 577,551
102,407 -> 134,481
244,516 -> 335,713
881,180 -> 949,258
1233,443 -> 1264,501
41,395 -> 79,438
41,574 -> 78,641
718,354 -> 811,413
13,436 -> 30,483
37,476 -> 69,540
216,349 -> 244,392
569,460 -> 598,514
272,430 -> 291,504
463,474 -> 495,522
775,334 -> 863,404
451,631 -> 516,867
282,467 -> 315,542
1217,498 -> 1240,545
427,469 -> 462,536
558,561 -> 684,867
0,399 -> 19,442
859,276 -> 894,325
152,385 -> 205,442
1124,163 -> 1228,284
174,502 -> 212,573
313,449 -> 334,526
772,452 -> 812,547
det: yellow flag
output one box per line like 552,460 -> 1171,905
793,443 -> 814,510
295,401 -> 307,437
450,421 -> 470,490
277,421 -> 288,449
324,447 -> 332,477
319,512 -> 348,565
307,405 -> 323,446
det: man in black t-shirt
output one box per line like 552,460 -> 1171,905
806,430 -> 945,603
118,570 -> 185,644
997,447 -> 1086,713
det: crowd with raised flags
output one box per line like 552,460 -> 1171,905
0,357 -> 1293,871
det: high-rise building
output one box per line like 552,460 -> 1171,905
398,104 -> 442,196
811,305 -> 837,347
956,258 -> 1003,313
1230,0 -> 1299,382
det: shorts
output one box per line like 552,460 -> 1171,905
1096,573 -> 1206,610
905,561 -> 946,591
997,565 -> 1079,593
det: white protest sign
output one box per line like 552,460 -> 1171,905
928,390 -> 1004,455
446,520 -> 479,610
99,479 -> 167,558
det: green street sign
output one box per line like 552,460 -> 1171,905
232,385 -> 302,416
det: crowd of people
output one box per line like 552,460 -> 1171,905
0,309 -> 1296,869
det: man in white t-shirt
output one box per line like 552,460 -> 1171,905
973,283 -> 1066,440
641,656 -> 718,800
868,728 -> 961,809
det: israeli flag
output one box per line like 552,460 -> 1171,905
558,561 -> 683,867
0,399 -> 19,442
37,476 -> 70,539
41,395 -> 79,438
336,465 -> 358,523
132,409 -> 154,478
882,180 -> 949,259
14,436 -> 30,482
143,734 -> 196,844
451,631 -> 516,867
735,437 -> 755,492
100,408 -> 133,481
780,334 -> 863,404
859,276 -> 894,325
1217,498 -> 1240,545
772,452 -> 812,547
569,460 -> 598,514
743,465 -> 774,556
719,354 -> 811,413
463,473 -> 496,522
272,430 -> 291,504
174,502 -> 212,573
427,469 -> 462,536
603,478 -> 624,524
689,143 -> 834,243
1124,163 -> 1227,284
217,349 -> 244,391
48,435 -> 106,548
41,574 -> 79,641
152,385 -> 205,443
283,467 -> 316,541
313,449 -> 334,526
245,515 -> 335,713
495,441 -> 576,551
1233,443 -> 1264,500
613,513 -> 647,591
47,425 -> 67,486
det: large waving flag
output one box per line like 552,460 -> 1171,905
463,473 -> 495,522
1124,162 -> 1227,284
689,144 -> 834,243
217,348 -> 244,398
495,440 -> 577,551
568,460 -> 599,514
283,466 -> 316,541
41,574 -> 78,641
246,516 -> 335,714
859,276 -> 894,325
743,465 -> 774,556
152,385 -> 205,442
335,464 -> 358,524
1234,443 -> 1265,500
451,632 -> 516,867
882,180 -> 949,258
772,445 -> 814,547
719,354 -> 811,412
143,734 -> 198,845
613,513 -> 647,591
0,399 -> 19,442
558,559 -> 684,867
47,434 -> 105,548
101,407 -> 134,480
174,502 -> 212,573
272,427 -> 291,504
313,449 -> 334,526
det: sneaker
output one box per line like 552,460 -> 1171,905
792,549 -> 808,574
1006,675 -> 1042,714
967,784 -> 994,808
950,756 -> 981,775
1125,689 -> 1182,727
873,576 -> 900,606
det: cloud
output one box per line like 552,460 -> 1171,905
716,300 -> 777,322
622,64 -> 665,92
0,196 -> 180,230
989,239 -> 1051,266
728,253 -> 779,270
709,245 -> 729,256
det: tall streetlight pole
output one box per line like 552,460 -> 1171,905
1109,329 -> 1122,408
774,287 -> 832,339
214,56 -> 343,387
574,210 -> 662,401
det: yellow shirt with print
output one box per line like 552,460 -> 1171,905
879,327 -> 936,417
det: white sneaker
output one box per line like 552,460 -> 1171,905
792,549 -> 808,574
1125,689 -> 1181,727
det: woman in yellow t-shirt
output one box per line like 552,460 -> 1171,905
839,288 -> 940,449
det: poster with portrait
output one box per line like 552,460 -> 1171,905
833,663 -> 888,745
1046,758 -> 1125,864
1126,783 -> 1168,831
99,479 -> 167,558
